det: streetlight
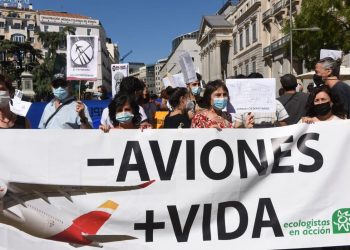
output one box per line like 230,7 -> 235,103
289,0 -> 320,74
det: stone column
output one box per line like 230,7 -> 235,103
214,41 -> 222,80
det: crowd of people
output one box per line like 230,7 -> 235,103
0,56 -> 348,131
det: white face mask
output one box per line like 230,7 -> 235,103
0,91 -> 10,108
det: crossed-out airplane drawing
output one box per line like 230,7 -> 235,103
0,180 -> 154,248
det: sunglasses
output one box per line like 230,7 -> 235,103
52,80 -> 68,89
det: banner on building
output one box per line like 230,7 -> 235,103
111,63 -> 129,97
1,121 -> 350,249
67,35 -> 99,81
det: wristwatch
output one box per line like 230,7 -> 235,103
80,117 -> 88,124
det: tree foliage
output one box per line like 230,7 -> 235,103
284,0 -> 350,70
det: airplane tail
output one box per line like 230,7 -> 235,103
73,200 -> 118,235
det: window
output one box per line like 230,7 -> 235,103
245,26 -> 250,47
239,32 -> 243,50
27,24 -> 34,30
25,14 -> 31,19
252,22 -> 257,42
11,34 -> 25,43
252,61 -> 256,73
44,25 -> 48,32
13,23 -> 21,29
87,28 -> 91,35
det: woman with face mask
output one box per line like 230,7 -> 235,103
0,75 -> 30,129
163,87 -> 191,129
99,94 -> 142,132
299,85 -> 346,124
191,80 -> 233,129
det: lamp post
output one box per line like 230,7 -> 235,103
289,0 -> 320,74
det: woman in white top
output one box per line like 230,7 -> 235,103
300,85 -> 346,123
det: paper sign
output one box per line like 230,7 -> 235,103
162,73 -> 187,88
67,35 -> 99,81
178,51 -> 197,84
226,78 -> 276,113
320,49 -> 342,60
10,100 -> 32,117
111,63 -> 129,97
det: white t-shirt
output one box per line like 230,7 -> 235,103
100,105 -> 148,126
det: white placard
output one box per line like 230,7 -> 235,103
162,73 -> 187,89
10,100 -> 31,117
67,35 -> 99,81
320,49 -> 342,60
226,78 -> 276,113
178,51 -> 197,83
111,63 -> 129,97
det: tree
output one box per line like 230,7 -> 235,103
283,0 -> 350,70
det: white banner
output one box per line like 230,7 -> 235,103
1,121 -> 350,249
67,35 -> 99,81
111,63 -> 129,97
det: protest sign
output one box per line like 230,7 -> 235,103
162,73 -> 187,88
226,78 -> 276,113
67,35 -> 99,81
111,63 -> 129,97
178,51 -> 197,83
320,49 -> 342,60
1,121 -> 350,249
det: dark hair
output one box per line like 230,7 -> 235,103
317,57 -> 342,78
280,74 -> 297,91
307,83 -> 314,93
278,87 -> 285,97
0,74 -> 15,96
235,74 -> 246,79
196,73 -> 202,82
97,85 -> 109,100
305,85 -> 346,119
166,87 -> 188,109
247,72 -> 263,78
108,93 -> 142,127
119,76 -> 145,95
202,80 -> 229,109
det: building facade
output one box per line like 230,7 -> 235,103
155,58 -> 167,94
159,31 -> 201,87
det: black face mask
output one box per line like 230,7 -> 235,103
314,102 -> 331,117
313,74 -> 325,87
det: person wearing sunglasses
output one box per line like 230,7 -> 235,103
38,73 -> 92,129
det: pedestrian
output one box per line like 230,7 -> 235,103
99,93 -> 142,132
163,87 -> 191,129
38,73 -> 92,129
191,80 -> 236,128
277,74 -> 309,125
299,85 -> 346,123
314,57 -> 350,118
186,73 -> 204,119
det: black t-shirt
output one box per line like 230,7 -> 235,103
277,92 -> 309,125
331,81 -> 350,118
163,113 -> 191,129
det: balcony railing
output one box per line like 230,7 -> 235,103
263,35 -> 290,56
262,9 -> 272,21
272,0 -> 283,14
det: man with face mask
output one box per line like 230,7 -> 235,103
314,57 -> 350,118
38,73 -> 92,129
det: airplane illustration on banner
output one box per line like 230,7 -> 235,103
0,180 -> 154,248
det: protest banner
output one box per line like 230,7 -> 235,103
226,78 -> 276,113
320,49 -> 342,60
1,121 -> 350,249
67,35 -> 99,81
111,63 -> 129,97
162,73 -> 187,88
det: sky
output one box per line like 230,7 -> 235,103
30,0 -> 226,64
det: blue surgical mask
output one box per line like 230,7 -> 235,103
116,111 -> 134,124
191,86 -> 201,96
52,87 -> 68,100
213,98 -> 228,110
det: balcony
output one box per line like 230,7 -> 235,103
262,9 -> 273,23
272,0 -> 285,15
263,35 -> 290,57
